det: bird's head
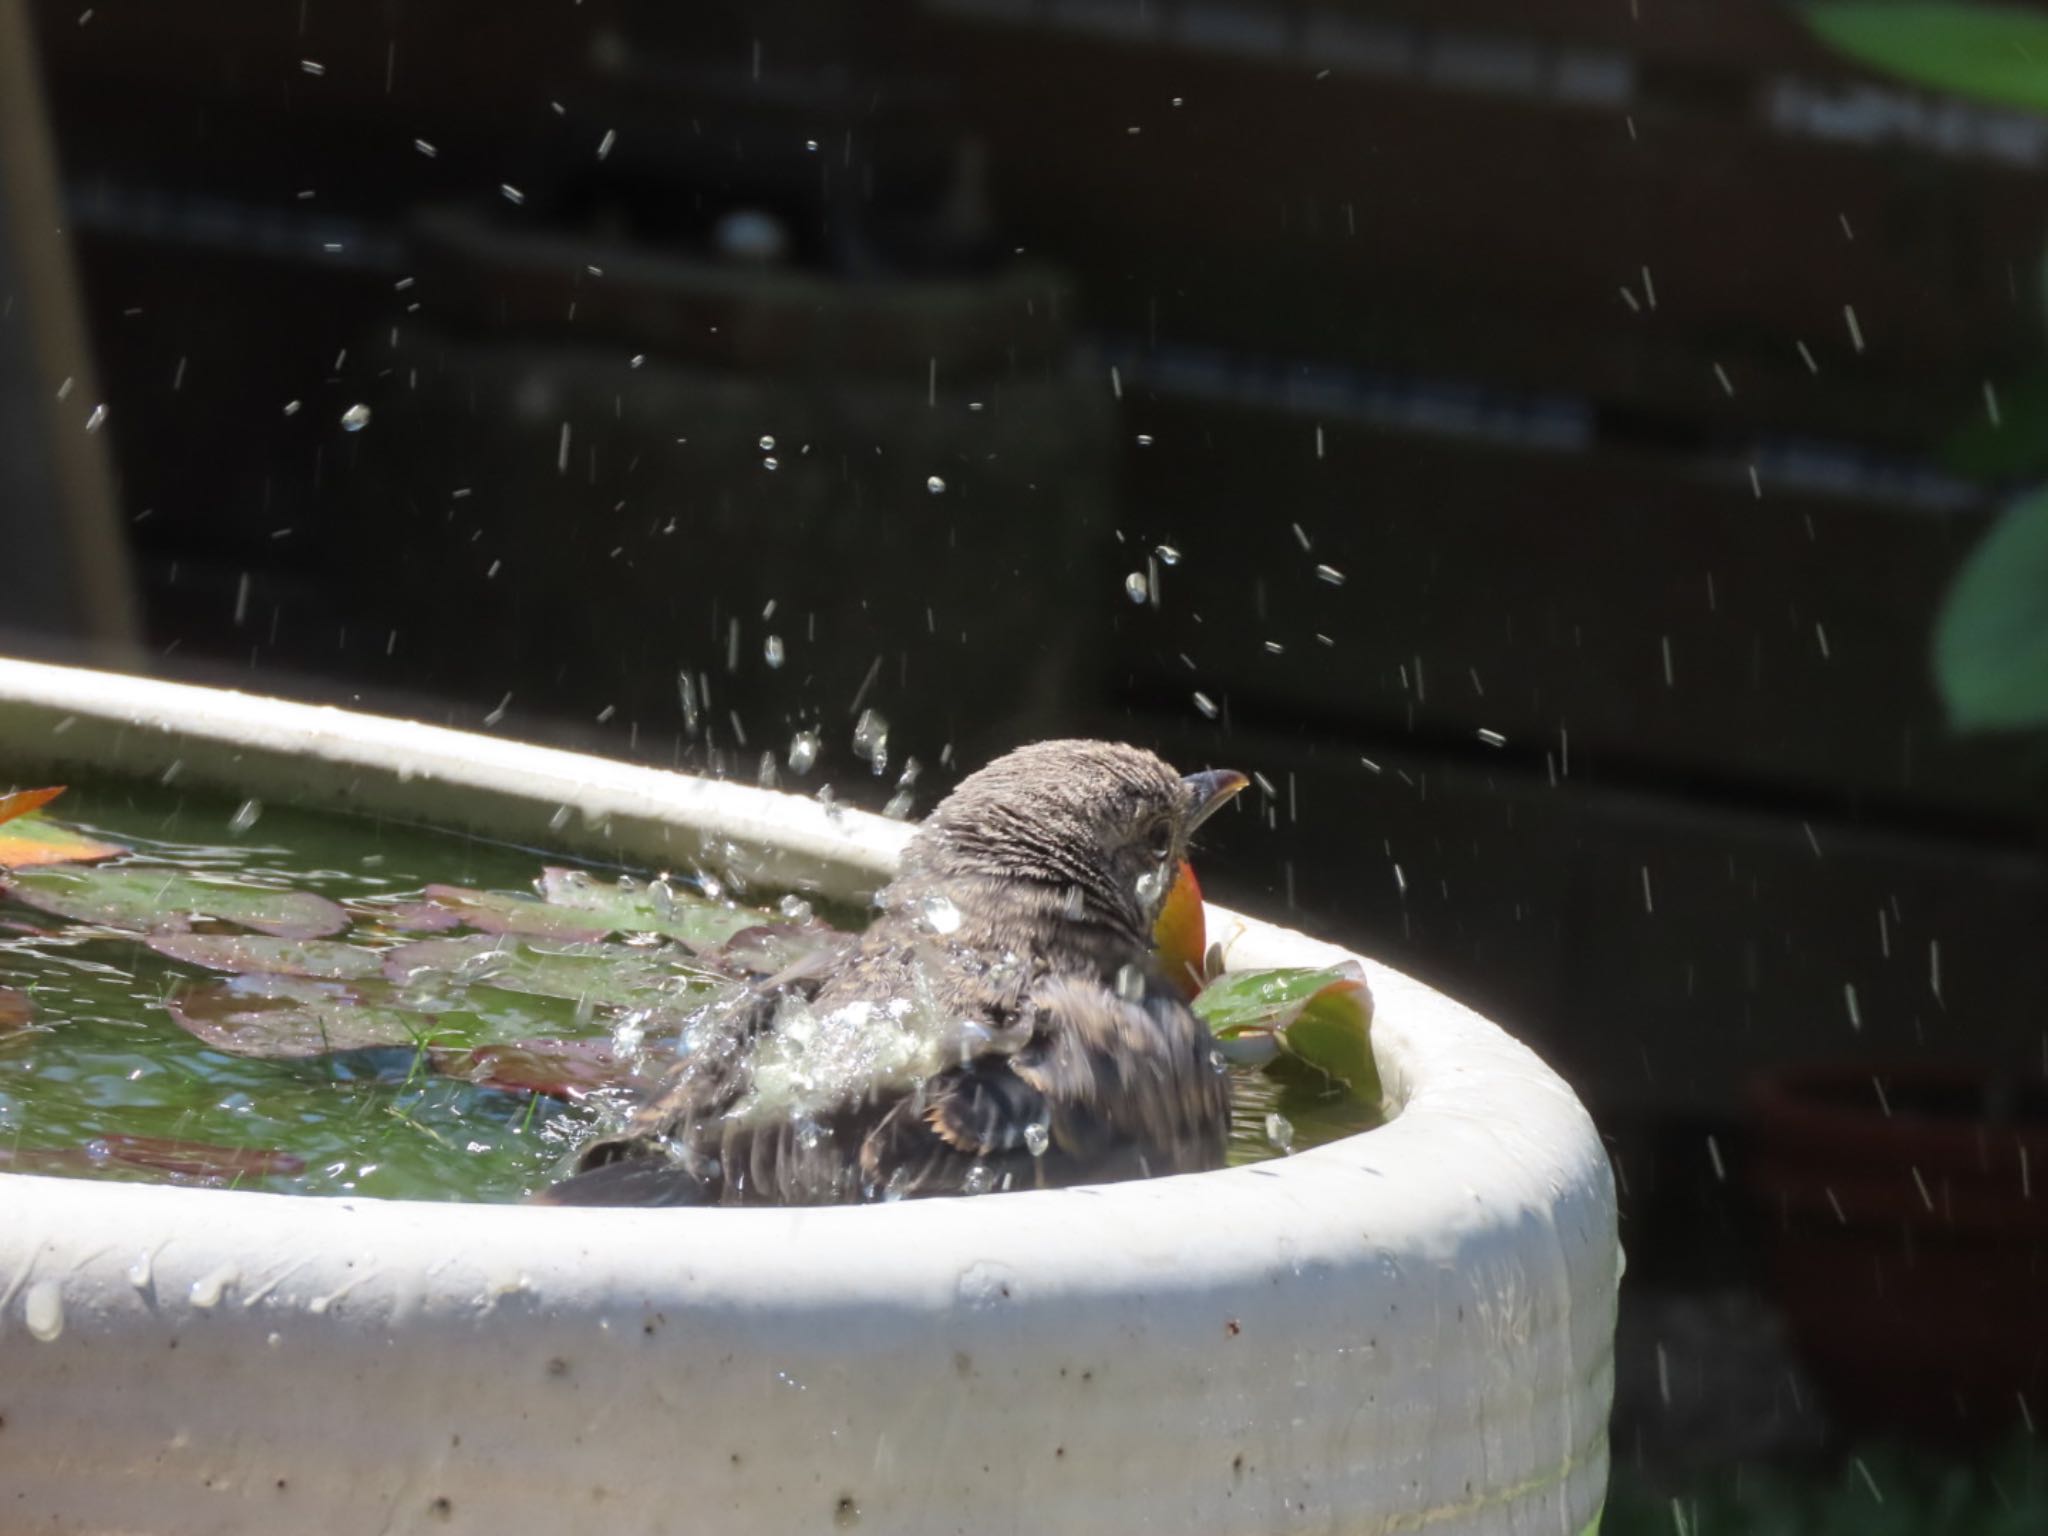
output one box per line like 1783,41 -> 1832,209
909,740 -> 1247,940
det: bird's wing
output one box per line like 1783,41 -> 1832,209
859,973 -> 1229,1197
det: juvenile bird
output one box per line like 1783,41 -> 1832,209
540,740 -> 1247,1206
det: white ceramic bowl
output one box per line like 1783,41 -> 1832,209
0,658 -> 1616,1535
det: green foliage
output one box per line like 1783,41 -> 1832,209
1801,3 -> 2048,112
1933,487 -> 2048,730
1195,963 -> 1381,1101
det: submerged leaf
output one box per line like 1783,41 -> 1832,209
383,933 -> 714,1010
145,933 -> 386,980
0,786 -> 65,827
1,864 -> 348,939
429,1038 -> 636,1099
1194,963 -> 1379,1101
0,1132 -> 303,1184
0,814 -> 128,870
164,973 -> 435,1058
0,985 -> 31,1034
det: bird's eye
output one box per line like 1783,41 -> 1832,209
1146,822 -> 1174,860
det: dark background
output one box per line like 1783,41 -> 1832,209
4,0 -> 2045,1517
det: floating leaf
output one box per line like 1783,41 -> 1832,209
1277,977 -> 1380,1102
0,985 -> 31,1035
0,864 -> 348,939
1194,963 -> 1379,1100
1934,487 -> 2048,731
164,973 -> 437,1058
383,934 -> 714,1010
535,867 -> 779,946
0,813 -> 128,870
1801,2 -> 2048,114
1152,858 -> 1209,997
398,885 -> 614,941
429,1038 -> 636,1100
0,786 -> 65,826
144,933 -> 386,980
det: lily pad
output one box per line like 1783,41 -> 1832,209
535,867 -> 778,946
383,934 -> 714,1010
0,813 -> 128,870
144,932 -> 386,980
1,864 -> 348,939
389,885 -> 615,941
429,1039 -> 636,1100
0,786 -> 65,826
1194,963 -> 1380,1101
164,973 -> 439,1058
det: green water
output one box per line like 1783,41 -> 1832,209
0,779 -> 1373,1203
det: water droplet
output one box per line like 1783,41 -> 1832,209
1192,691 -> 1219,719
757,750 -> 780,789
500,183 -> 525,206
788,729 -> 820,774
83,1137 -> 112,1165
926,475 -> 946,494
852,709 -> 889,774
1135,433 -> 1154,446
1155,544 -> 1182,565
919,894 -> 963,936
1314,563 -> 1346,587
762,456 -> 780,471
84,403 -> 107,433
1124,572 -> 1149,604
1115,963 -> 1145,1001
127,1250 -> 154,1290
229,798 -> 262,833
763,634 -> 785,669
1024,1122 -> 1050,1157
805,139 -> 820,152
189,1263 -> 240,1309
24,1280 -> 64,1341
758,435 -> 776,451
340,403 -> 371,432
629,354 -> 645,368
778,893 -> 814,923
1264,1113 -> 1296,1153
1476,728 -> 1507,748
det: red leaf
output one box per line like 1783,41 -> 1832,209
0,786 -> 64,827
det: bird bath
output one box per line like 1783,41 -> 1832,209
0,657 -> 1616,1536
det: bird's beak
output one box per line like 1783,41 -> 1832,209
1182,768 -> 1250,831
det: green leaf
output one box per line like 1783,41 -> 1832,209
1281,979 -> 1380,1103
1193,962 -> 1380,1100
0,812 -> 128,869
145,933 -> 386,980
382,934 -> 717,1011
1192,963 -> 1365,1036
1,864 -> 349,939
1933,488 -> 2048,730
1801,3 -> 2048,113
535,867 -> 775,947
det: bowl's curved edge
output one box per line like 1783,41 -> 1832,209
0,657 -> 1616,1536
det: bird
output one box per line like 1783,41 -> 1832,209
538,740 -> 1248,1207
